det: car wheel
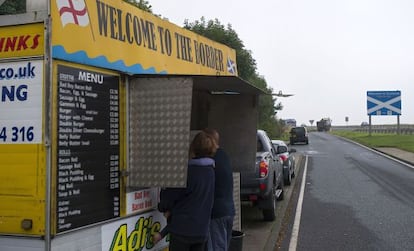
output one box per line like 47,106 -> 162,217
284,169 -> 292,186
262,187 -> 276,221
277,179 -> 284,201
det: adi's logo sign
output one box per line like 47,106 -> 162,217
109,216 -> 164,251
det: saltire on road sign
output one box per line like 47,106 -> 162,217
367,91 -> 401,116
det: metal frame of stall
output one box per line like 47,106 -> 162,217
0,1 -> 264,250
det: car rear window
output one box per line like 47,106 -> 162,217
292,127 -> 305,134
257,139 -> 264,152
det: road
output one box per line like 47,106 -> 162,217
277,132 -> 414,251
240,131 -> 414,250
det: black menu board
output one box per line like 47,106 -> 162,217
56,65 -> 120,232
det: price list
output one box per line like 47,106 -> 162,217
56,65 -> 120,232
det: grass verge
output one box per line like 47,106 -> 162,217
331,131 -> 414,153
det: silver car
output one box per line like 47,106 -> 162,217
272,140 -> 296,185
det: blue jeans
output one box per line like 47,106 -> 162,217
207,216 -> 234,251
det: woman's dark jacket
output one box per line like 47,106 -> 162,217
211,148 -> 235,219
158,157 -> 215,239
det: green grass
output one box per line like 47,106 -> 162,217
331,131 -> 414,153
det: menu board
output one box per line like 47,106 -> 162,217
56,65 -> 120,232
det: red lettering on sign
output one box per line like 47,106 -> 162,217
132,202 -> 144,211
0,34 -> 41,53
143,190 -> 150,198
134,191 -> 142,199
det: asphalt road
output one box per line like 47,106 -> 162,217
241,132 -> 414,251
279,132 -> 414,251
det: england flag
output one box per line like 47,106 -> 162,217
56,0 -> 89,27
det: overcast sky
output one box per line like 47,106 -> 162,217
149,0 -> 414,126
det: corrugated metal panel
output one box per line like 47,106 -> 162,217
232,172 -> 241,231
128,78 -> 193,187
0,144 -> 46,235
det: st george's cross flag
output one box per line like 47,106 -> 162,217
56,0 -> 90,27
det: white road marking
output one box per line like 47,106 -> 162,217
288,155 -> 308,251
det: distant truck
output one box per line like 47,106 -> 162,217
284,119 -> 297,128
317,118 -> 332,132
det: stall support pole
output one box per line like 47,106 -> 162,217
44,9 -> 53,251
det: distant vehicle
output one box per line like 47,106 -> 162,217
290,126 -> 309,145
284,119 -> 297,127
361,122 -> 369,127
316,118 -> 332,132
272,140 -> 296,185
240,130 -> 284,221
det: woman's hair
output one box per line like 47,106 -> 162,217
202,128 -> 219,146
190,131 -> 217,158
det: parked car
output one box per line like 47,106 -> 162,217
240,130 -> 284,221
290,126 -> 309,145
272,140 -> 296,185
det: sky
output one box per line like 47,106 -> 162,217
149,0 -> 414,126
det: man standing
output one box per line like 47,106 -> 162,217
203,128 -> 236,251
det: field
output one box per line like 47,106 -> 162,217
331,131 -> 414,153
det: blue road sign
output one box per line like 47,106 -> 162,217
367,91 -> 401,116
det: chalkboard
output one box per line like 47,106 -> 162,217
56,65 -> 120,232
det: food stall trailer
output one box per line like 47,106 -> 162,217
0,1 -> 262,250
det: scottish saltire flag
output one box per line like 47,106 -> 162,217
56,0 -> 89,27
227,57 -> 237,75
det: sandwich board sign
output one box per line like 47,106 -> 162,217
367,91 -> 401,116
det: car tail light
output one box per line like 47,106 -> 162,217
249,195 -> 258,201
280,155 -> 287,162
259,160 -> 268,178
260,183 -> 266,191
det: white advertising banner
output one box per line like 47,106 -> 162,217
126,188 -> 159,215
101,210 -> 168,251
0,60 -> 43,143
